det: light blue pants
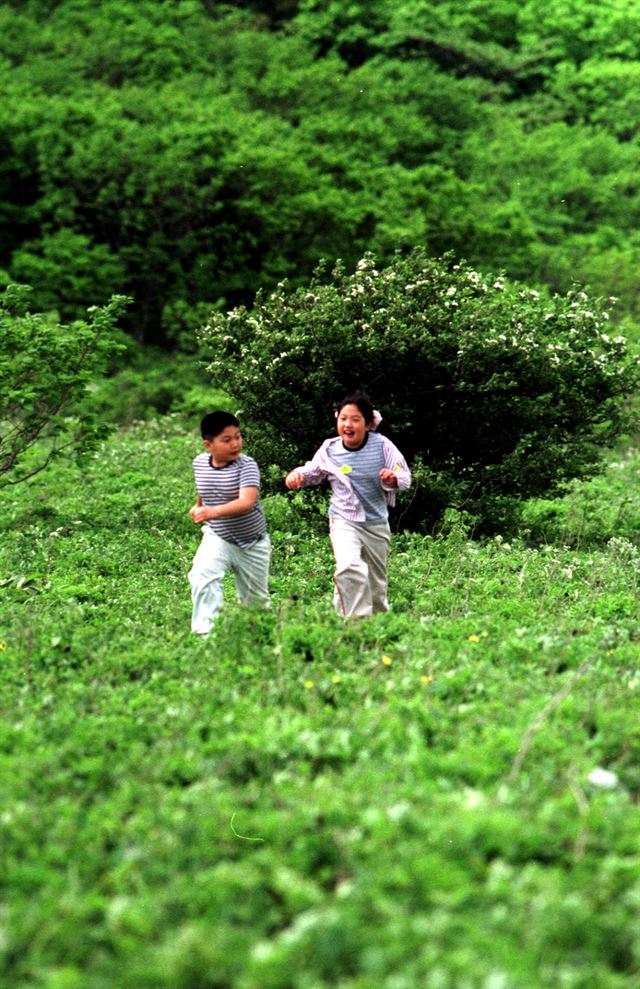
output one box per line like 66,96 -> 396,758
188,528 -> 271,635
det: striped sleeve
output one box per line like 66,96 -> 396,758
239,457 -> 260,488
380,437 -> 411,492
295,447 -> 329,487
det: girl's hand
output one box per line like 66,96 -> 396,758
285,470 -> 304,491
379,468 -> 398,487
189,504 -> 217,523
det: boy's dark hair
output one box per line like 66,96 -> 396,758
200,411 -> 239,439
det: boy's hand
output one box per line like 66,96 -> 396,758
189,504 -> 217,523
379,468 -> 398,487
285,470 -> 304,491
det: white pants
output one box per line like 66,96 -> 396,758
188,529 -> 271,635
329,516 -> 391,617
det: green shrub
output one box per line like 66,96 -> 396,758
198,248 -> 639,532
0,285 -> 128,486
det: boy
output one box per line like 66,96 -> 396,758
188,411 -> 271,635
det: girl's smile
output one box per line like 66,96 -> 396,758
337,404 -> 372,449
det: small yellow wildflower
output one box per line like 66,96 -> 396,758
480,631 -> 489,638
468,634 -> 480,643
304,680 -> 314,690
420,675 -> 432,685
331,674 -> 342,684
382,655 -> 393,666
0,642 -> 6,652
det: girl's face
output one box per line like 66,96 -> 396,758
337,404 -> 371,449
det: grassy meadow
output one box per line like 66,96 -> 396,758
1,413 -> 640,989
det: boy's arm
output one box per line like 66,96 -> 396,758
379,440 -> 411,492
188,493 -> 203,519
190,486 -> 258,524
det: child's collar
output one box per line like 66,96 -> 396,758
340,432 -> 370,452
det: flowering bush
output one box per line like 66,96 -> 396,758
198,248 -> 638,531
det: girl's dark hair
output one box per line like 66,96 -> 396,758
336,391 -> 396,437
200,411 -> 239,439
336,391 -> 375,424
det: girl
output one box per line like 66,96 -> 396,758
285,392 -> 411,617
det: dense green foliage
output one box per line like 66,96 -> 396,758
1,415 -> 639,988
3,4 -> 640,985
3,0 -> 640,340
200,250 -> 638,530
0,287 -> 128,485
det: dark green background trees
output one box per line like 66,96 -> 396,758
3,0 -> 640,343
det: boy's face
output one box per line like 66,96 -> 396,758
337,404 -> 371,449
204,426 -> 243,467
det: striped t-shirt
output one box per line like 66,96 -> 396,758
328,433 -> 389,524
192,452 -> 267,547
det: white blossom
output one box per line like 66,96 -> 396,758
587,768 -> 619,789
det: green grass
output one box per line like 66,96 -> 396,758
1,416 -> 639,989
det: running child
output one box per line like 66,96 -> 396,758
285,392 -> 411,617
188,411 -> 271,635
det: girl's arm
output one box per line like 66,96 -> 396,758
380,439 -> 411,492
285,447 -> 328,490
285,470 -> 305,490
